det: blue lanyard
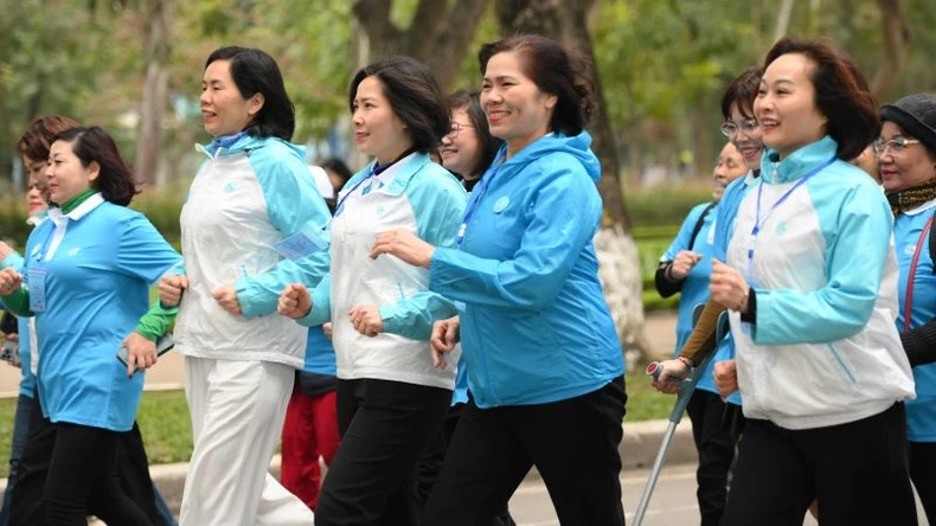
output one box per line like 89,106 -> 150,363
455,171 -> 494,249
333,161 -> 395,218
747,155 -> 836,265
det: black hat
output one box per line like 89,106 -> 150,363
880,94 -> 936,154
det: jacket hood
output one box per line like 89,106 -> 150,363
495,131 -> 601,183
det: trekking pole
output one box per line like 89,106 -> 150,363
632,307 -> 728,526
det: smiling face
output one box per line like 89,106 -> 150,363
200,59 -> 263,138
754,53 -> 828,159
351,76 -> 413,164
727,102 -> 764,172
480,51 -> 557,158
45,139 -> 98,205
878,121 -> 936,193
439,107 -> 482,179
22,156 -> 50,216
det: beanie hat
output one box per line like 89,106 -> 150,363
880,94 -> 936,154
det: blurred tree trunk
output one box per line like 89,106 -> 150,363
352,0 -> 490,90
871,0 -> 910,99
136,0 -> 171,186
495,0 -> 650,363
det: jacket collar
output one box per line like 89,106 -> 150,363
761,136 -> 839,184
355,152 -> 427,197
46,192 -> 105,227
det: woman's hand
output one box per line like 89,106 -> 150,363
348,304 -> 383,337
430,316 -> 460,369
650,358 -> 690,394
278,284 -> 313,319
370,229 -> 435,268
158,275 -> 188,307
0,268 -> 23,296
713,360 -> 738,398
669,250 -> 702,280
709,259 -> 751,313
211,285 -> 242,316
123,331 -> 157,377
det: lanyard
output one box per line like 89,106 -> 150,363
903,214 -> 935,332
455,170 -> 494,249
747,156 -> 836,270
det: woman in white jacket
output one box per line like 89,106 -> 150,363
158,46 -> 329,525
278,56 -> 466,526
707,37 -> 917,526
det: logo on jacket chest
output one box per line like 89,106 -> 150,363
492,196 -> 510,213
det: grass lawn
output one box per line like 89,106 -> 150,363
0,368 -> 675,478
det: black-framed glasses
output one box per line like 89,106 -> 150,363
872,137 -> 921,157
446,122 -> 475,138
719,119 -> 759,139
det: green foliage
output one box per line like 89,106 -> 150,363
624,369 -> 674,422
625,184 -> 713,227
136,389 -> 194,465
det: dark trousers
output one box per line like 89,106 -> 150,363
721,403 -> 916,526
10,394 -> 156,526
416,402 -> 516,526
422,377 -> 627,526
314,378 -> 452,526
685,390 -> 741,526
910,440 -> 936,525
0,394 -> 33,525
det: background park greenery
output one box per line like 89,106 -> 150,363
0,0 -> 934,469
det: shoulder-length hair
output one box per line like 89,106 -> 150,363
55,127 -> 138,206
763,37 -> 879,160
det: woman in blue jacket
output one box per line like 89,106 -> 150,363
370,35 -> 626,525
0,126 -> 182,525
878,93 -> 936,524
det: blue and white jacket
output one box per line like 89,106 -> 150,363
894,200 -> 936,442
300,152 -> 467,389
430,132 -> 624,408
727,136 -> 914,429
174,134 -> 331,368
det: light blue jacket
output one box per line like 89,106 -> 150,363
174,134 -> 331,368
662,202 -> 719,395
20,195 -> 181,431
0,251 -> 35,398
301,152 -> 466,389
430,132 -> 624,408
727,136 -> 914,429
894,204 -> 936,442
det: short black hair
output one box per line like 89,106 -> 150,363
205,46 -> 295,141
348,56 -> 450,153
721,67 -> 762,120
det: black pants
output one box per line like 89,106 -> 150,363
422,377 -> 627,526
314,378 -> 452,526
910,440 -> 936,525
416,402 -> 516,526
10,394 -> 156,526
685,390 -> 741,526
721,403 -> 916,526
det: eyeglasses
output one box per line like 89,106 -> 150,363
720,119 -> 759,139
872,137 -> 921,156
446,122 -> 475,139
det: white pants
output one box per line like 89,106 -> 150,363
180,356 -> 314,526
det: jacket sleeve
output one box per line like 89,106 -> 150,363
655,204 -> 707,298
429,162 -> 601,311
116,214 -> 184,283
236,154 -> 332,318
1,252 -> 25,273
750,184 -> 892,344
379,173 -> 467,340
296,273 -> 332,328
900,320 -> 936,367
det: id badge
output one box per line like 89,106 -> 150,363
27,266 -> 48,313
273,227 -> 329,261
